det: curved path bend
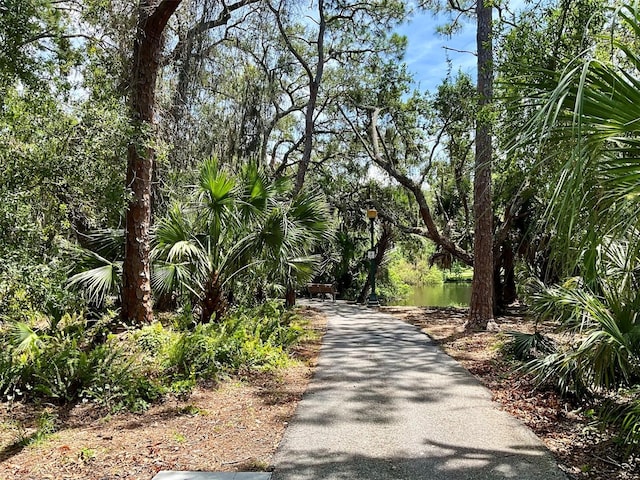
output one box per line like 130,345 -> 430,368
273,301 -> 565,480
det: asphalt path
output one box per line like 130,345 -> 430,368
272,301 -> 566,480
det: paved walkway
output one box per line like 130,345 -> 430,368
272,301 -> 566,480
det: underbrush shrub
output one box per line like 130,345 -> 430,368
134,322 -> 177,360
170,302 -> 198,331
168,377 -> 197,398
167,324 -> 226,380
233,338 -> 287,372
243,304 -> 304,348
0,321 -> 86,402
165,302 -> 304,381
30,337 -> 91,402
376,266 -> 411,304
0,348 -> 21,401
80,342 -> 163,412
0,258 -> 82,325
388,251 -> 443,287
0,300 -> 307,411
515,263 -> 640,453
0,316 -> 162,411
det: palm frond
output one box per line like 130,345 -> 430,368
525,350 -> 589,397
290,190 -> 334,243
237,163 -> 270,221
600,392 -> 640,452
521,4 -> 640,269
525,250 -> 640,393
78,229 -> 125,261
506,331 -> 556,361
10,322 -> 46,358
154,205 -> 192,247
198,157 -> 236,215
283,255 -> 320,285
148,159 -> 335,318
68,262 -> 122,306
151,262 -> 193,296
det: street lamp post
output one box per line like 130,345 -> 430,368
366,208 -> 379,307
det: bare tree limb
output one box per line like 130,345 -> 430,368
442,45 -> 477,56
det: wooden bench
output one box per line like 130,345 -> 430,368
307,283 -> 336,301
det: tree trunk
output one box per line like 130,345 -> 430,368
356,223 -> 393,303
285,287 -> 296,308
356,277 -> 370,304
121,0 -> 182,325
291,0 -> 326,195
467,0 -> 494,330
293,79 -> 320,194
494,240 -> 517,312
200,272 -> 226,322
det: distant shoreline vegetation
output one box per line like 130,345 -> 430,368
379,246 -> 473,304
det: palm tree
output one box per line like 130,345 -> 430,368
152,158 -> 332,321
255,190 -> 334,307
152,159 -> 248,322
68,159 -> 332,322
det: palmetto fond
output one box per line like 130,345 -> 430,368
151,158 -> 332,321
518,2 -> 640,447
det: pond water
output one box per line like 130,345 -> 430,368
391,283 -> 472,307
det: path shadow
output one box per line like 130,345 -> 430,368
273,301 -> 566,480
272,438 -> 565,480
289,302 -> 486,428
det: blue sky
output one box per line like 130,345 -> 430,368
399,1 -> 529,92
397,10 -> 478,92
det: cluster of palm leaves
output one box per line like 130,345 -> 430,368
528,3 -> 640,270
69,158 -> 333,321
518,2 -> 640,448
523,240 -> 640,393
520,238 -> 640,448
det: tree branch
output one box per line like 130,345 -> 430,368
268,1 -> 314,80
442,45 -> 477,56
339,105 -> 474,266
149,0 -> 183,29
163,0 -> 260,66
